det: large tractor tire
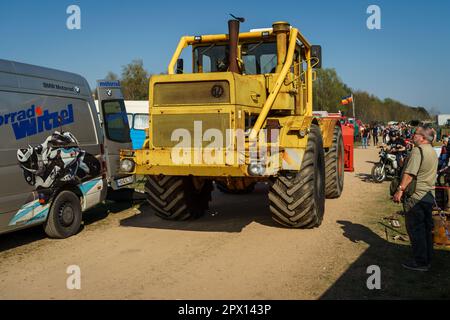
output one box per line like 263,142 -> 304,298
144,176 -> 213,220
325,125 -> 345,199
269,124 -> 326,228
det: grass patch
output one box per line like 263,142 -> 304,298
321,187 -> 450,300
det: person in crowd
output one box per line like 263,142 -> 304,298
439,136 -> 448,169
372,125 -> 379,146
405,127 -> 412,139
383,126 -> 390,144
361,126 -> 370,149
387,131 -> 407,167
393,125 -> 438,272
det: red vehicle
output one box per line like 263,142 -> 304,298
313,112 -> 355,172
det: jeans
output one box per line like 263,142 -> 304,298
438,154 -> 448,169
362,137 -> 368,149
403,193 -> 434,266
373,135 -> 378,146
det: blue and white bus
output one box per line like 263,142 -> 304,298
96,100 -> 149,149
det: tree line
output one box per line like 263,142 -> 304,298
99,60 -> 431,123
94,59 -> 150,100
312,68 -> 431,123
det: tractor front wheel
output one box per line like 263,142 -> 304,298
269,124 -> 326,228
144,176 -> 213,220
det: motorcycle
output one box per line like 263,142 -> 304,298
435,165 -> 450,209
17,131 -> 100,190
371,146 -> 405,183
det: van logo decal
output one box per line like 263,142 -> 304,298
0,104 -> 75,140
98,80 -> 120,88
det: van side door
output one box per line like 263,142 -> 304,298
96,80 -> 133,188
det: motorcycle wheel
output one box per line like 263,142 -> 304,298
371,163 -> 386,183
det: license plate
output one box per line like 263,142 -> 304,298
116,176 -> 134,187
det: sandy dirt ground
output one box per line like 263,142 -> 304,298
0,147 -> 400,299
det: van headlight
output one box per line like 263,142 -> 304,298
120,159 -> 135,173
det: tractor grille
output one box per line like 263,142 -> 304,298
153,81 -> 230,105
151,113 -> 230,148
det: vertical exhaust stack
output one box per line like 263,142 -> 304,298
273,21 -> 291,73
228,19 -> 241,73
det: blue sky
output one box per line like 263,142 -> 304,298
1,0 -> 449,113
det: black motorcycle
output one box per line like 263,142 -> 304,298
371,147 -> 405,183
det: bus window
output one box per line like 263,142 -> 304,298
133,114 -> 149,130
127,113 -> 133,129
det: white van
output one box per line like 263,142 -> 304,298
0,60 -> 133,238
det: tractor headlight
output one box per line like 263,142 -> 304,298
248,163 -> 265,176
120,159 -> 135,173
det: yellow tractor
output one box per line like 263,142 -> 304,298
120,19 -> 344,228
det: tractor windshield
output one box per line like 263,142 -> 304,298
193,41 -> 277,75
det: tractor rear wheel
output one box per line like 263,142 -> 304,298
144,176 -> 213,220
269,124 -> 326,228
325,125 -> 345,199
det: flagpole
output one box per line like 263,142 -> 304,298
352,94 -> 356,119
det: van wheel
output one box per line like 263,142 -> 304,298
269,124 -> 325,228
325,125 -> 345,199
44,191 -> 82,239
145,176 -> 213,220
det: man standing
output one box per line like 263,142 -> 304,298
372,125 -> 379,146
361,126 -> 370,149
393,125 -> 438,272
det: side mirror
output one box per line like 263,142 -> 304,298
311,45 -> 322,69
176,59 -> 184,74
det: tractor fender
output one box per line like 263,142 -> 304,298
266,116 -> 316,172
315,118 -> 341,149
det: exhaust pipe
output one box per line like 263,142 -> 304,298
228,19 -> 240,73
272,21 -> 291,73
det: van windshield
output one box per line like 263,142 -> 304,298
102,100 -> 131,143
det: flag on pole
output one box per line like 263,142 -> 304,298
341,94 -> 353,105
